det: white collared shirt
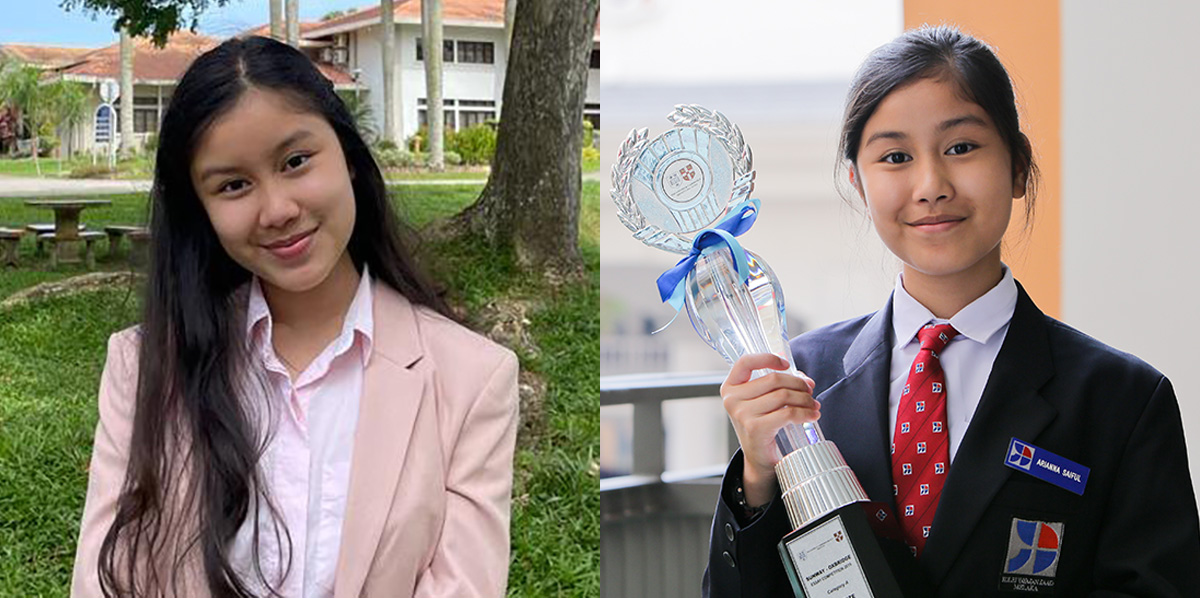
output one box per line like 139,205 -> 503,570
888,266 -> 1017,463
230,267 -> 374,598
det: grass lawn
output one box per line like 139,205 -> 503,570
582,155 -> 600,173
1,155 -> 599,181
0,182 -> 600,597
0,156 -> 154,180
0,184 -> 481,298
385,169 -> 490,181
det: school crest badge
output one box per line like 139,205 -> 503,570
1000,518 -> 1063,593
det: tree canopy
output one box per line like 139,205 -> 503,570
59,0 -> 234,46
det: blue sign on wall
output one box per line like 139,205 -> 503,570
94,104 -> 113,144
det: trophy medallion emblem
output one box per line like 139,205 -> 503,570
612,105 -> 755,254
611,105 -> 907,598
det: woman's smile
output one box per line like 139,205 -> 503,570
907,214 -> 967,234
263,227 -> 318,261
854,77 -> 1020,287
190,88 -> 357,295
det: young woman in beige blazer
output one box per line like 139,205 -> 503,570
70,36 -> 518,598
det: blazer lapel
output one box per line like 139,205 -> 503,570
334,285 -> 427,598
921,284 -> 1057,585
816,297 -> 896,504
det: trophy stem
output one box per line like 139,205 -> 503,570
775,441 -> 870,529
683,248 -> 870,529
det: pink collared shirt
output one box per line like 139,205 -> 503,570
230,267 -> 375,598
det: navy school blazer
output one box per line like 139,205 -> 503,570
703,282 -> 1200,596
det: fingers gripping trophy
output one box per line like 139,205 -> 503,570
611,105 -> 903,598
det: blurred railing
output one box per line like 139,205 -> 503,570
600,372 -> 738,598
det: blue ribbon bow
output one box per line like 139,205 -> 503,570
655,199 -> 761,317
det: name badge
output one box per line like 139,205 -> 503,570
1004,438 -> 1089,495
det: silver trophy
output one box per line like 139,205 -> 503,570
612,106 -> 902,597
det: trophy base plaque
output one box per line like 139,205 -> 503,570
777,502 -> 905,598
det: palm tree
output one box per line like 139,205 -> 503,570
270,0 -> 283,40
421,0 -> 444,171
338,90 -> 376,141
505,0 -> 517,51
381,0 -> 397,143
285,0 -> 299,47
0,64 -> 88,175
46,81 -> 88,169
0,62 -> 44,172
118,26 -> 135,158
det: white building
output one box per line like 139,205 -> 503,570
304,0 -> 600,143
0,26 -> 359,156
0,0 -> 600,156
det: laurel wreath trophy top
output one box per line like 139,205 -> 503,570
610,107 -> 898,596
611,104 -> 756,254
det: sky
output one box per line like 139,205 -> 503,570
0,0 -> 375,48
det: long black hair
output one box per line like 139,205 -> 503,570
838,25 -> 1039,219
98,35 -> 451,597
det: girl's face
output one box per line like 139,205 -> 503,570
190,88 -> 357,295
852,77 -> 1025,284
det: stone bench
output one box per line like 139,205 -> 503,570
40,230 -> 106,269
127,229 -> 152,267
0,227 -> 23,267
26,223 -> 85,255
104,225 -> 148,258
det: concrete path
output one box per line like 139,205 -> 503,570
0,170 -> 600,198
0,174 -> 152,198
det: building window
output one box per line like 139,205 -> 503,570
114,96 -> 161,134
460,110 -> 492,128
133,110 -> 158,133
415,38 -> 455,62
590,49 -> 600,69
417,108 -> 456,131
419,98 -> 496,132
457,41 -> 494,64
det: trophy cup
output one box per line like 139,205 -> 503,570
611,105 -> 904,598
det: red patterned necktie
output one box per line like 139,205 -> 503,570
892,322 -> 958,558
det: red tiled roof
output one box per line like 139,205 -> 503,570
46,30 -> 357,87
307,0 -> 505,37
58,30 -> 218,81
0,44 -> 95,69
241,21 -> 326,38
305,0 -> 598,40
314,62 -> 356,85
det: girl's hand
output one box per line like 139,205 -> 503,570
721,353 -> 820,508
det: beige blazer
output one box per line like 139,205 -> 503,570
71,283 -> 519,598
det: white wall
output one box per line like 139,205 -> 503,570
1062,1 -> 1200,491
398,24 -> 505,140
354,26 -> 390,141
355,23 -> 505,143
353,22 -> 598,143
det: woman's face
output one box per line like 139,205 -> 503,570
190,88 -> 356,295
852,77 -> 1025,284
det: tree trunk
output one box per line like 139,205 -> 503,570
270,0 -> 283,40
119,27 -> 134,158
381,0 -> 398,143
285,0 -> 300,47
422,0 -> 444,171
31,135 -> 40,176
455,0 -> 598,279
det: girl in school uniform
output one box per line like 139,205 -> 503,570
70,36 -> 518,598
704,26 -> 1200,596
